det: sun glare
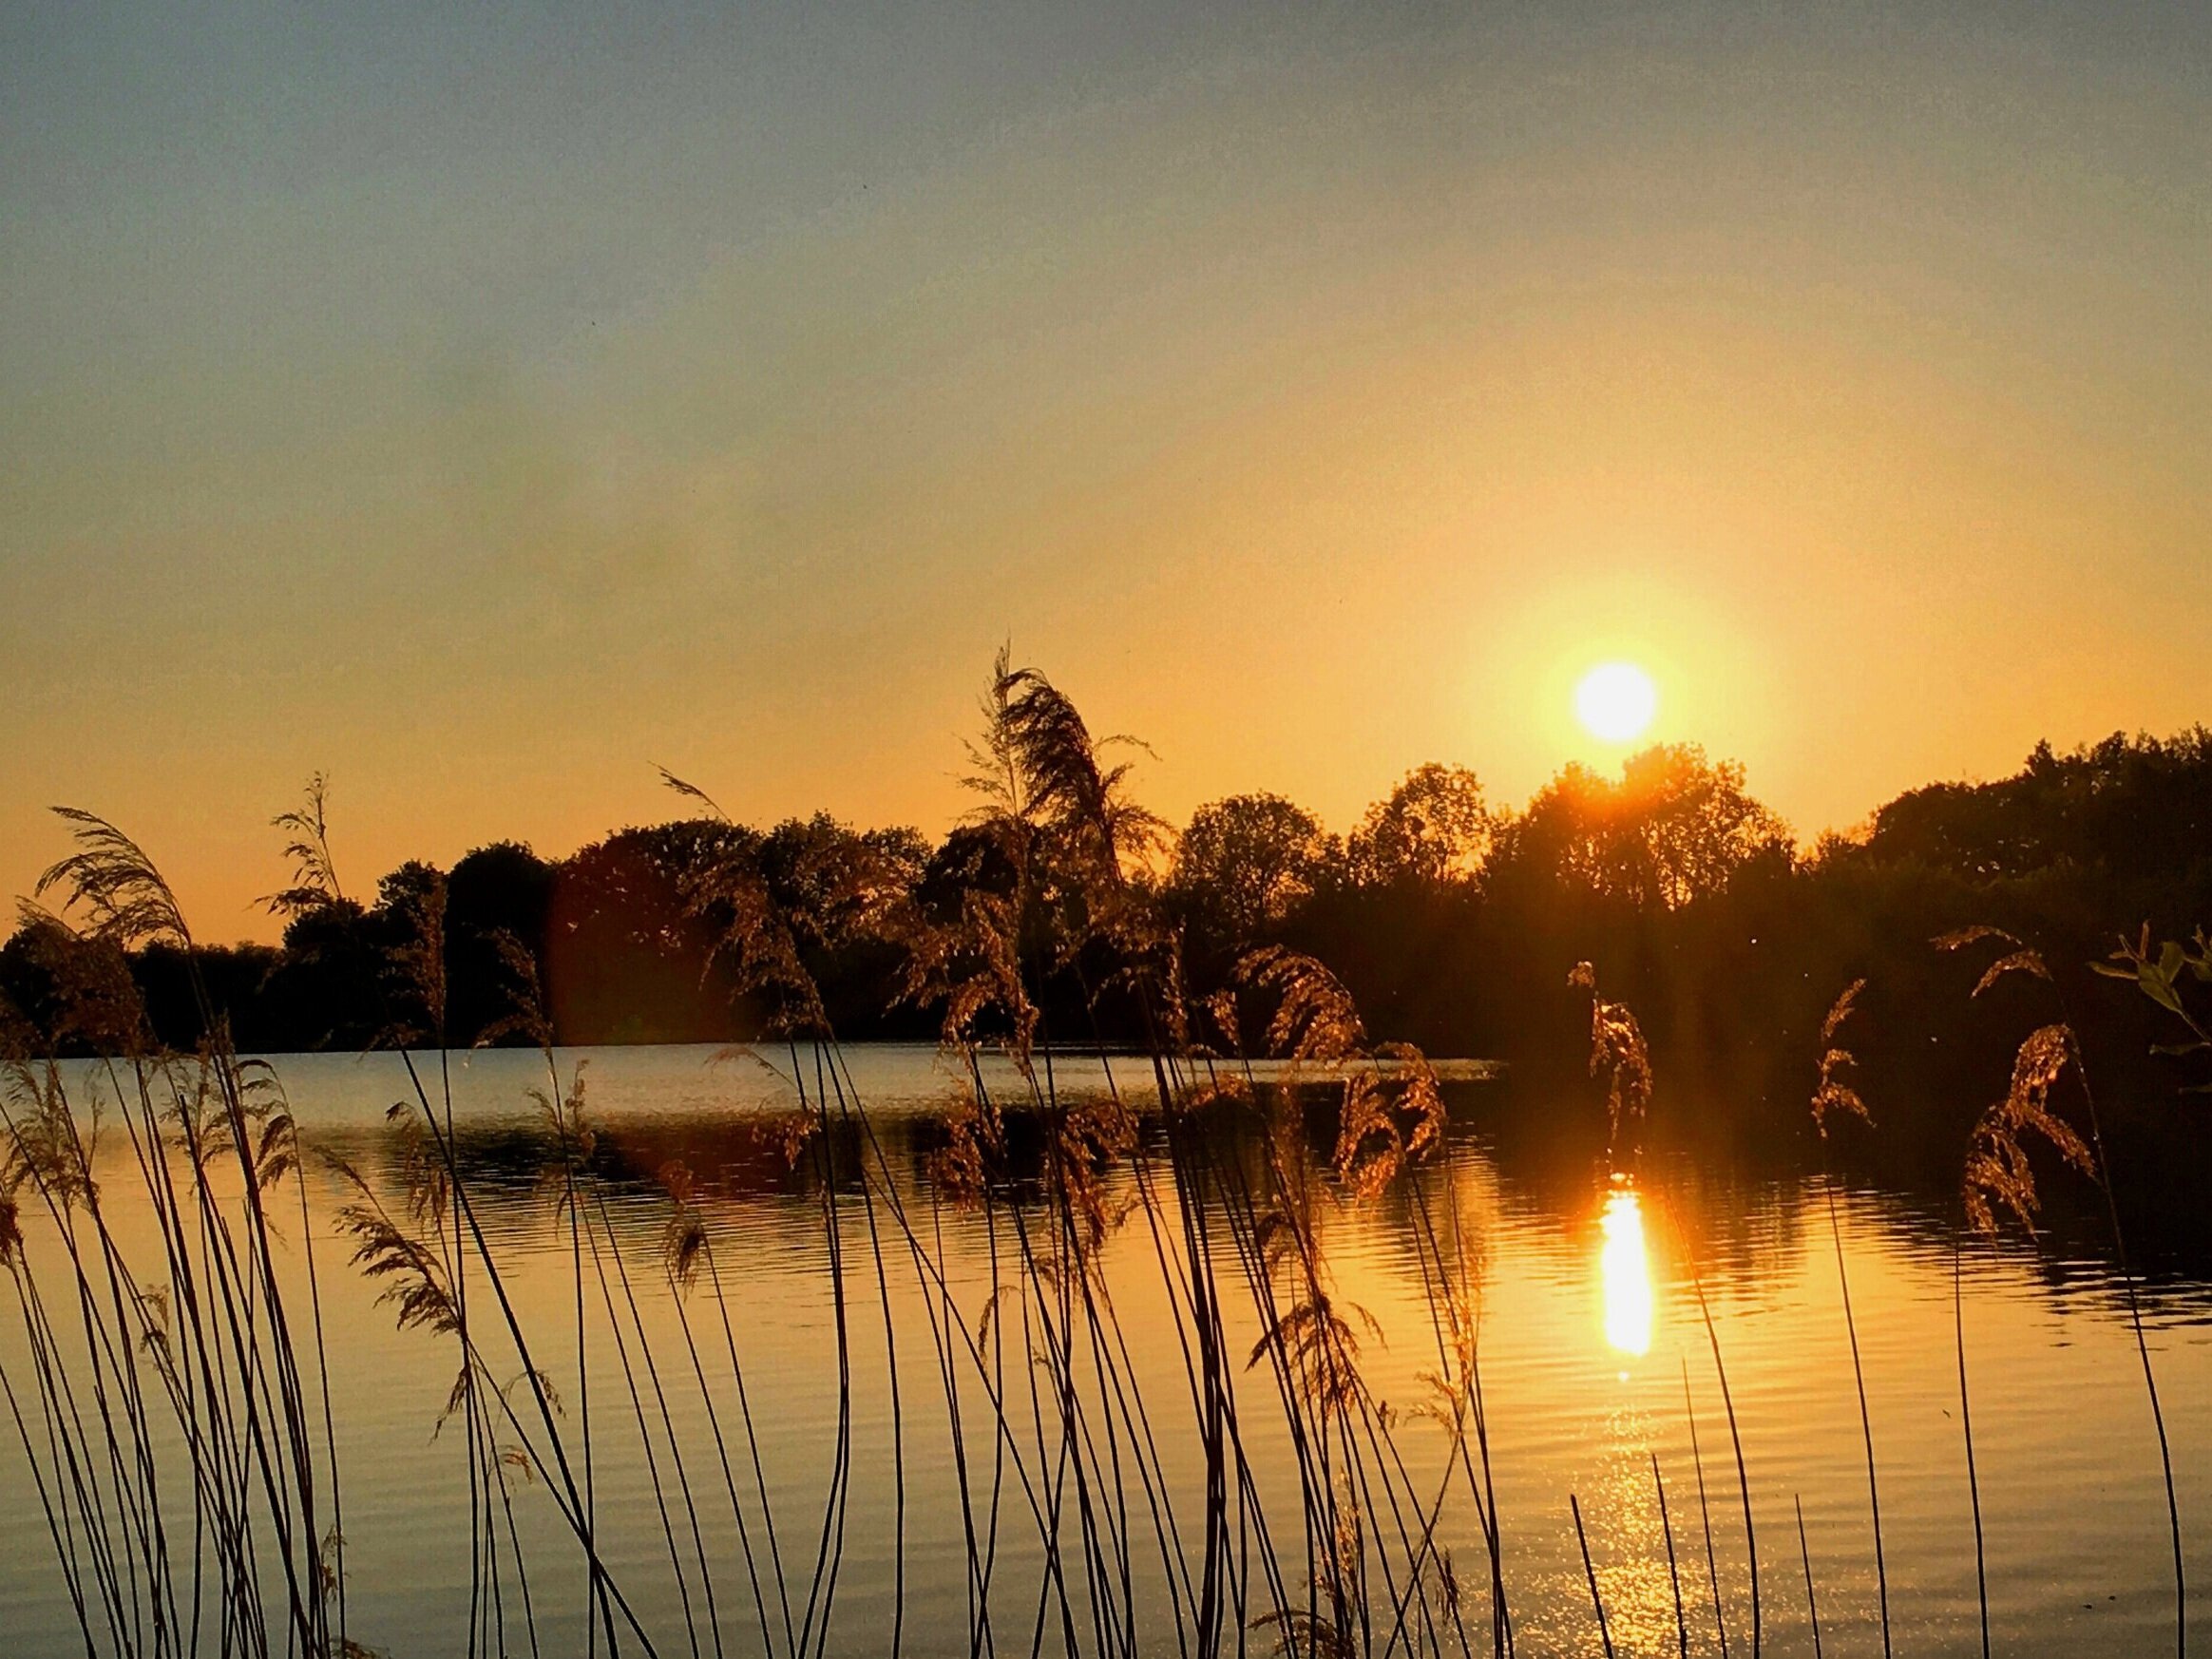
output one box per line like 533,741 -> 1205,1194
1600,1184 -> 1654,1360
1574,661 -> 1657,744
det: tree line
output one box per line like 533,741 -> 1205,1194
6,679 -> 2208,1143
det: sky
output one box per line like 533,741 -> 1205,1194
5,0 -> 2210,943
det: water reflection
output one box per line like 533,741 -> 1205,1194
6,1048 -> 2209,1659
1600,1180 -> 1654,1359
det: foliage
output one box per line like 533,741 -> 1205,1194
7,713 -> 2211,1166
2097,925 -> 2212,1089
1170,792 -> 1335,944
1343,764 -> 1493,890
1493,744 -> 1790,912
5,661 -> 2210,1659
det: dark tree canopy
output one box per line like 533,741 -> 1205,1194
1171,793 -> 1335,944
1344,764 -> 1493,889
1862,729 -> 2212,885
6,722 -> 2209,1136
1493,744 -> 1791,911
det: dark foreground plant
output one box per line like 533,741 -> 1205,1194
1944,924 -> 2184,1659
4,676 -> 2202,1659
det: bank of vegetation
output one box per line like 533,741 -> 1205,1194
7,674 -> 2207,1147
0,654 -> 2204,1657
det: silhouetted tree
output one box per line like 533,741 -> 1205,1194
374,859 -> 446,921
446,841 -> 555,1042
259,899 -> 384,1049
16,700 -> 2210,1165
545,822 -> 751,1043
1865,730 -> 2212,888
1343,764 -> 1494,889
1171,793 -> 1335,946
1492,744 -> 1790,910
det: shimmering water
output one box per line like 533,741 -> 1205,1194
4,1043 -> 2206,1656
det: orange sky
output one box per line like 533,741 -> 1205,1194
5,2 -> 2209,943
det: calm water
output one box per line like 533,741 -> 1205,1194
5,1042 -> 2207,1656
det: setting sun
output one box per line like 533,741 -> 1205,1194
1574,662 -> 1659,744
8,5 -> 2212,1654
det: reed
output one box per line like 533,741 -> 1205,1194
3,669 -> 2202,1659
1794,1496 -> 1821,1659
1807,980 -> 1891,1659
1570,1494 -> 1614,1659
1692,1277 -> 1761,1659
1955,1235 -> 1990,1659
1944,925 -> 2185,1659
4,815 -> 349,1658
1650,1451 -> 1688,1659
1681,1363 -> 1730,1659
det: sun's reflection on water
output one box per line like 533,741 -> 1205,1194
1601,1181 -> 1654,1360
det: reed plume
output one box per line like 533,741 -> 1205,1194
1568,962 -> 1649,1160
7,809 -> 348,1658
1944,922 -> 2183,1659
1806,980 -> 1888,1658
263,772 -> 347,918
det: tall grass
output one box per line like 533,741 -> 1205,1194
4,817 -> 350,1658
1807,980 -> 1890,1659
1942,925 -> 2186,1659
0,667 -> 2199,1659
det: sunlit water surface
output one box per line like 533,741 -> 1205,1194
4,1044 -> 2206,1656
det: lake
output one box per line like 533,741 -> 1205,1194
3,1042 -> 2205,1656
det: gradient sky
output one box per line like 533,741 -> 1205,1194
6,0 -> 2210,943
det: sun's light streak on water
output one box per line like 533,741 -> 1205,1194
1601,1183 -> 1654,1359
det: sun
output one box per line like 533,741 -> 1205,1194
1574,661 -> 1657,743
